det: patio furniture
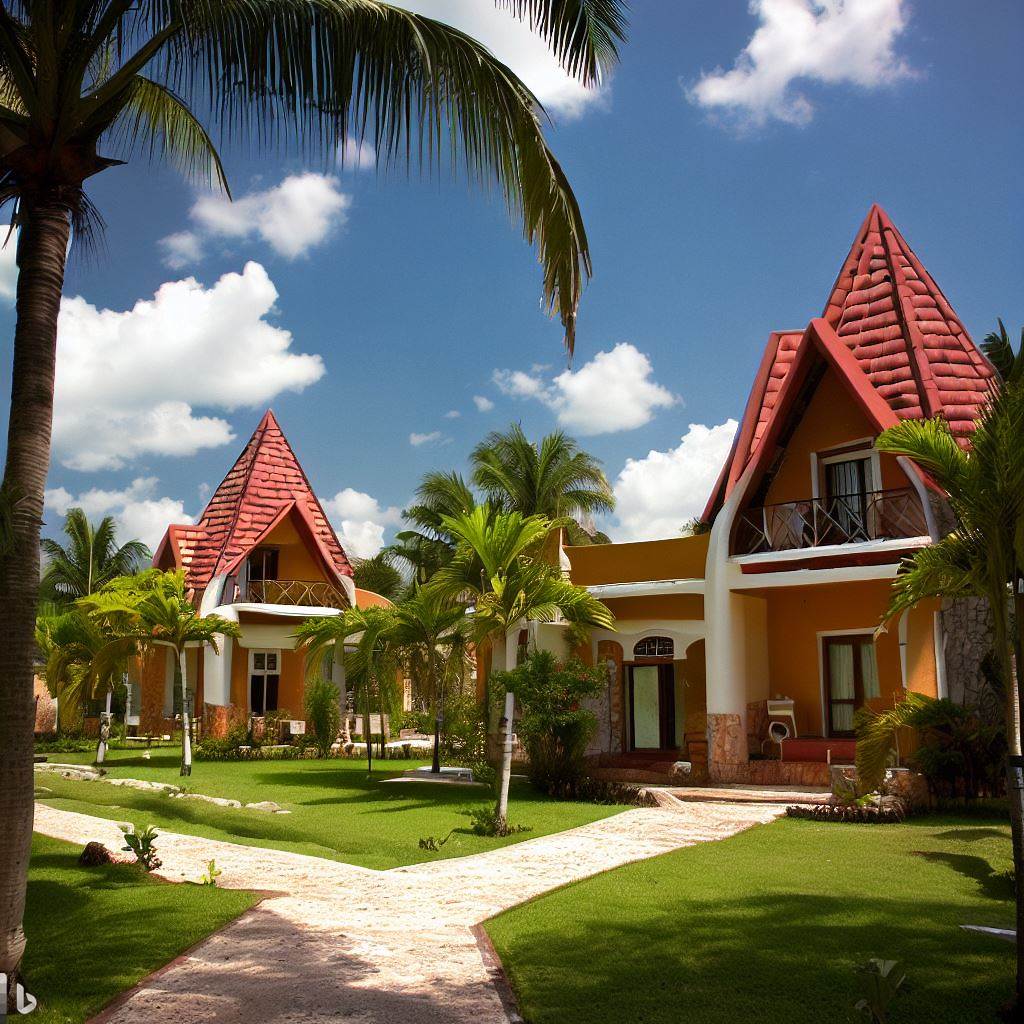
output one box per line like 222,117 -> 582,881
765,698 -> 798,751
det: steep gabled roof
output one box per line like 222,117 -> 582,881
154,410 -> 353,595
822,204 -> 993,433
704,205 -> 994,521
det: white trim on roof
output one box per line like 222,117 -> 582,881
586,579 -> 705,599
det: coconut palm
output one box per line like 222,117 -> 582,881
80,569 -> 241,777
433,505 -> 614,675
867,320 -> 1023,999
386,589 -> 471,773
0,0 -> 629,977
471,424 -> 614,524
40,508 -> 150,607
295,605 -> 402,773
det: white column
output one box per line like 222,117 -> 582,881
704,467 -> 758,773
202,608 -> 238,707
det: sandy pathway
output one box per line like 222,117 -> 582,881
34,800 -> 783,1024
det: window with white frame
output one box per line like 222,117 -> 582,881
249,649 -> 281,715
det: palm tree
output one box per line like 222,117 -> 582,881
40,508 -> 150,607
433,505 -> 614,677
0,1 -> 628,978
351,551 -> 406,603
296,606 -> 402,773
80,569 -> 241,777
471,424 -> 614,525
870,321 -> 1023,1000
35,608 -> 132,737
386,589 -> 471,774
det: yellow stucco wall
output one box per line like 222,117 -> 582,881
760,579 -> 938,735
601,594 -> 704,621
762,368 -> 906,507
260,515 -> 328,581
228,638 -> 308,717
566,533 -> 710,587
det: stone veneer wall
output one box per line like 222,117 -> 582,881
929,492 -> 996,719
588,641 -> 624,756
706,712 -> 746,781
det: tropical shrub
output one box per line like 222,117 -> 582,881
856,693 -> 1005,800
120,824 -> 161,871
493,650 -> 605,793
440,693 -> 494,786
304,679 -> 341,757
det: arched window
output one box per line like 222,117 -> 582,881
633,636 -> 674,660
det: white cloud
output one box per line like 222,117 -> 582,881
688,0 -> 914,127
53,261 -> 325,470
0,226 -> 17,302
159,230 -> 203,270
396,1 -> 606,119
322,487 -> 402,559
444,409 -> 461,420
409,430 -> 445,447
45,477 -> 192,551
610,420 -> 738,542
493,343 -> 677,435
473,395 -> 495,413
338,135 -> 377,171
189,173 -> 351,260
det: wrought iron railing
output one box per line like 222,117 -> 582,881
733,487 -> 928,555
244,579 -> 348,609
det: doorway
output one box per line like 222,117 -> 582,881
627,663 -> 677,750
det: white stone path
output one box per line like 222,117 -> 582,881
34,800 -> 783,1024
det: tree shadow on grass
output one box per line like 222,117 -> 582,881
934,827 -> 1008,842
492,891 -> 1014,1024
913,850 -> 1015,901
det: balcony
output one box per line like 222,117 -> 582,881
242,578 -> 348,609
733,487 -> 928,556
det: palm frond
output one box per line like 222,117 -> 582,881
875,417 -> 969,498
495,0 -> 626,85
110,74 -> 228,192
854,691 -> 936,793
881,535 -> 980,629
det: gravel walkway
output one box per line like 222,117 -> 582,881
34,800 -> 783,1024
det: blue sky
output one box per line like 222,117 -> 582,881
5,0 -> 1022,557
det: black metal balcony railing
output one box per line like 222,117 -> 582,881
733,487 -> 928,555
243,579 -> 348,609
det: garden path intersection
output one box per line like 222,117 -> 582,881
34,800 -> 782,1023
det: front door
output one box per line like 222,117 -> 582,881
823,635 -> 880,737
628,664 -> 676,750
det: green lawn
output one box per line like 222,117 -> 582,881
35,748 -> 622,870
486,814 -> 1015,1024
23,833 -> 257,1024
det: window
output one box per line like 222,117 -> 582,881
248,547 -> 279,582
818,445 -> 877,543
633,636 -> 674,660
250,650 -> 280,715
823,635 -> 880,737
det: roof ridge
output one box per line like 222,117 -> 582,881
210,413 -> 271,579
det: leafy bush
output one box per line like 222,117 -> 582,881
469,806 -> 529,837
394,709 -> 432,733
34,735 -> 94,753
304,678 -> 341,757
856,693 -> 1006,800
546,777 -> 658,806
493,650 -> 605,793
440,692 -> 494,786
195,724 -> 307,761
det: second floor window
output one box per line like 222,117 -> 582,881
248,547 -> 279,582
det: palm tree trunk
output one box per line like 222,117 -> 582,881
365,673 -> 374,774
179,648 -> 192,776
0,199 -> 72,982
993,595 -> 1024,1005
430,648 -> 442,774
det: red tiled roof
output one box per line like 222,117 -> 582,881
154,410 -> 353,596
704,205 -> 994,520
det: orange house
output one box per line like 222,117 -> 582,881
556,205 -> 994,785
135,410 -> 385,737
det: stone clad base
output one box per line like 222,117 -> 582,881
203,703 -> 241,739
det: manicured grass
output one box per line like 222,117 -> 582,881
23,833 -> 257,1024
35,748 -> 622,870
486,814 -> 1014,1024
